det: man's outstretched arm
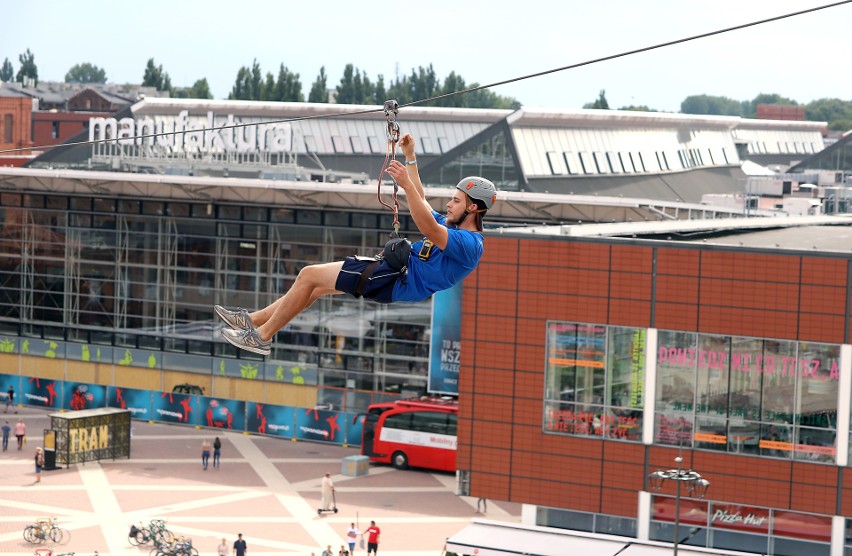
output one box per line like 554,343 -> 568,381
386,159 -> 449,250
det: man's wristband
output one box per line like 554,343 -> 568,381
405,159 -> 417,166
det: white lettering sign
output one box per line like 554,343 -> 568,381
89,111 -> 292,154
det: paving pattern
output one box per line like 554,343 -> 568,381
0,407 -> 520,556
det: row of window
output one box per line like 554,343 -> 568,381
545,147 -> 732,176
543,322 -> 844,463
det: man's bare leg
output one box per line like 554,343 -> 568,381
255,261 -> 344,341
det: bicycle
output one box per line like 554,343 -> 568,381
129,518 -> 174,546
149,535 -> 197,556
23,517 -> 71,545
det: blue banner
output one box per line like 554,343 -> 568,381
247,401 -> 295,438
107,386 -> 153,420
295,407 -> 344,444
428,282 -> 463,395
151,391 -> 197,424
63,382 -> 107,411
21,376 -> 62,409
199,396 -> 246,431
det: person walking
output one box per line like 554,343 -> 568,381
217,537 -> 229,556
213,436 -> 222,468
215,133 -> 496,356
477,497 -> 488,513
1,420 -> 9,451
363,521 -> 380,555
14,418 -> 25,450
201,438 -> 212,470
320,472 -> 335,511
4,385 -> 14,413
321,545 -> 334,556
346,522 -> 360,555
233,533 -> 247,556
34,446 -> 44,483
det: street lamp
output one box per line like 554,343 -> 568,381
649,454 -> 710,555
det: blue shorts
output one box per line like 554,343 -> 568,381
335,257 -> 400,303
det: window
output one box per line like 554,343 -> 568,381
52,121 -> 59,140
3,114 -> 12,143
578,152 -> 596,174
546,151 -> 565,175
331,135 -> 346,153
544,322 -> 643,442
606,152 -> 623,173
350,136 -> 363,153
367,136 -> 382,154
593,152 -> 611,174
563,152 -> 581,175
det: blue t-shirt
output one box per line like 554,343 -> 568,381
392,211 -> 484,302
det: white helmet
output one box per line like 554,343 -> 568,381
456,176 -> 497,210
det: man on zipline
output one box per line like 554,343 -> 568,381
216,132 -> 497,355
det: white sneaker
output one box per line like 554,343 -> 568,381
214,305 -> 253,331
221,327 -> 271,356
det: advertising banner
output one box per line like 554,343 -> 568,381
151,391 -> 197,424
199,396 -> 246,430
295,407 -> 344,444
428,282 -> 463,395
63,382 -> 107,411
246,402 -> 295,438
20,376 -> 62,409
107,386 -> 153,420
346,413 -> 364,447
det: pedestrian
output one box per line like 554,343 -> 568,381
1,420 -> 9,451
320,472 -> 335,511
201,438 -> 211,470
217,537 -> 229,556
322,544 -> 333,556
339,544 -> 350,556
215,133 -> 496,356
14,418 -> 25,450
346,522 -> 360,555
233,533 -> 247,556
213,436 -> 222,468
477,497 -> 488,513
4,385 -> 14,413
34,446 -> 44,483
363,520 -> 380,556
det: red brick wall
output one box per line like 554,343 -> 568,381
0,97 -> 33,152
460,235 -> 850,517
32,111 -> 106,147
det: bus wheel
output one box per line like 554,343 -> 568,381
391,451 -> 409,470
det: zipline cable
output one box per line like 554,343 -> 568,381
0,0 -> 848,157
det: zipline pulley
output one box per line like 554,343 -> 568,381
377,99 -> 402,238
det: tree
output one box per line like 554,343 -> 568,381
274,64 -> 304,102
142,58 -> 171,92
172,78 -> 213,99
619,105 -> 655,112
437,71 -> 466,108
680,94 -> 743,116
584,89 -> 610,110
65,62 -> 107,84
336,64 -> 357,104
229,66 -> 252,100
308,66 -> 328,103
806,98 -> 852,130
189,78 -> 212,99
0,58 -> 13,82
15,48 -> 37,85
262,71 -> 276,101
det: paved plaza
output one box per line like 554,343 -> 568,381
0,406 -> 521,556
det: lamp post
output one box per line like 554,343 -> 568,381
649,453 -> 710,556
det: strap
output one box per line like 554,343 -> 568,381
354,260 -> 381,297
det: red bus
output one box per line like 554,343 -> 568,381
359,397 -> 458,472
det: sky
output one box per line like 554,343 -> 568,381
2,0 -> 850,113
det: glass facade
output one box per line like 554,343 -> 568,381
0,193 -> 433,405
543,321 -> 841,462
543,322 -> 644,442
